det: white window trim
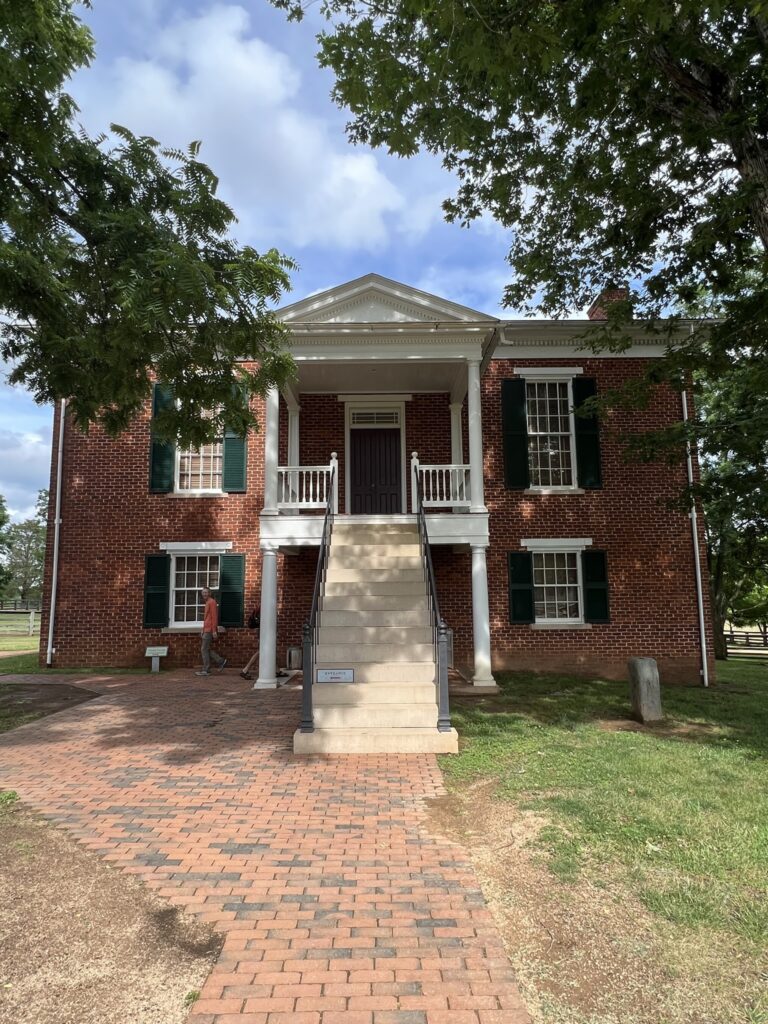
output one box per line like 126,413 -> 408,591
513,366 -> 583,378
521,538 -> 592,626
521,538 -> 592,551
160,541 -> 233,553
517,371 -> 581,492
174,443 -> 224,496
164,544 -> 231,629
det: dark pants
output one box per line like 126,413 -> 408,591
201,632 -> 225,672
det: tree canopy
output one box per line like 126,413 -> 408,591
276,0 -> 768,466
1,0 -> 295,446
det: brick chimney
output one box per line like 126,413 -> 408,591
587,286 -> 629,321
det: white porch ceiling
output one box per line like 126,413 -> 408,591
293,358 -> 466,395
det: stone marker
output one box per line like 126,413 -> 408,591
628,656 -> 664,723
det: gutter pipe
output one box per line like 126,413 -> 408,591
681,386 -> 710,687
45,399 -> 66,668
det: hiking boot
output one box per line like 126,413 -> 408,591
240,670 -> 253,680
195,670 -> 210,677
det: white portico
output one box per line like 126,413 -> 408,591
256,275 -> 498,693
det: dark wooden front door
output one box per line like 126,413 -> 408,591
349,429 -> 402,514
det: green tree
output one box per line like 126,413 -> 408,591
3,518 -> 46,603
0,494 -> 10,595
1,0 -> 295,447
276,0 -> 768,465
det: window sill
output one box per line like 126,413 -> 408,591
162,625 -> 203,634
531,622 -> 592,630
165,491 -> 224,498
524,488 -> 585,496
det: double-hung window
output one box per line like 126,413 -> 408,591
525,379 -> 576,488
172,554 -> 221,626
501,369 -> 602,491
531,549 -> 582,622
508,539 -> 609,625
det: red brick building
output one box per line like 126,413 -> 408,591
40,275 -> 714,751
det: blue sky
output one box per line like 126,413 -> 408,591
0,0 -> 515,521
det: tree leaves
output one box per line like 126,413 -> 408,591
1,0 -> 296,446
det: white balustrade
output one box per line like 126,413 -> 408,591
411,453 -> 471,509
277,454 -> 338,511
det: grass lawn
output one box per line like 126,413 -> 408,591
0,652 -> 150,676
0,635 -> 40,653
439,659 -> 768,1024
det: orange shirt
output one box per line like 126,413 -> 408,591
203,597 -> 218,633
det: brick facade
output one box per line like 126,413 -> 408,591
40,358 -> 713,684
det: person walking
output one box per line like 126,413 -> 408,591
239,607 -> 260,680
196,586 -> 227,676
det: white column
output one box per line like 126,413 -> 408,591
255,545 -> 279,688
263,386 -> 279,515
410,452 -> 419,512
287,406 -> 300,466
470,544 -> 494,686
450,401 -> 464,508
449,401 -> 463,464
466,359 -> 486,513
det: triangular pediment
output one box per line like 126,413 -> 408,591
278,273 -> 495,324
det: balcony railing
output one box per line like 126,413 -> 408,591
277,454 -> 338,512
411,454 -> 471,510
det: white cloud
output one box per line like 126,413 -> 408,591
71,4 -> 405,252
0,428 -> 51,522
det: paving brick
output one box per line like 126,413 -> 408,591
0,674 -> 531,1024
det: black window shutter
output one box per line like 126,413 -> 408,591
222,432 -> 247,492
218,554 -> 245,627
508,551 -> 535,623
149,383 -> 176,493
582,550 -> 610,623
501,379 -> 530,489
143,554 -> 170,628
572,377 -> 602,489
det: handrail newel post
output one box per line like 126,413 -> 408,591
300,621 -> 314,733
437,619 -> 451,732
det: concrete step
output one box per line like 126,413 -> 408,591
313,681 -> 437,704
316,643 -> 434,663
312,703 -> 438,729
328,554 -> 423,570
321,594 -> 429,612
318,625 -> 433,645
320,609 -> 432,627
329,543 -> 422,557
293,726 -> 459,755
315,661 -> 436,683
325,567 -> 425,583
324,581 -> 426,597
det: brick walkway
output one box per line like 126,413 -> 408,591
0,673 -> 530,1024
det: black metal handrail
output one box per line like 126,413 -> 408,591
414,474 -> 452,733
300,466 -> 336,733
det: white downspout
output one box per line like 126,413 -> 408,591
681,388 -> 709,687
46,399 -> 66,667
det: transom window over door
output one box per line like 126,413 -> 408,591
172,554 -> 220,624
525,380 -> 575,487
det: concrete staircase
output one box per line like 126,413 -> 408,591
293,520 -> 459,754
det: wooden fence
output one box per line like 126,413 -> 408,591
726,630 -> 768,653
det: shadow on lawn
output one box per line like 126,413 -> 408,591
451,662 -> 768,759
